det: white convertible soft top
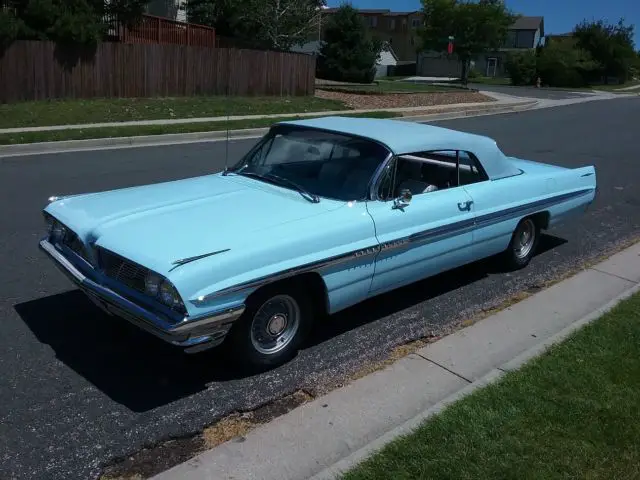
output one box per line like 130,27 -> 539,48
279,116 -> 523,181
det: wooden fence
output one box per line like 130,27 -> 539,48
110,14 -> 217,48
0,41 -> 316,103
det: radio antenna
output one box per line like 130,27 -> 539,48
223,45 -> 231,174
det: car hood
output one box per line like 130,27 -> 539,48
46,173 -> 343,275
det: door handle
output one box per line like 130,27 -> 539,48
457,200 -> 473,211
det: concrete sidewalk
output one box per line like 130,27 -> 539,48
152,241 -> 640,480
0,96 -> 538,159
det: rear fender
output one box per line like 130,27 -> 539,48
544,165 -> 596,227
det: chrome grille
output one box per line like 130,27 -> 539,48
99,248 -> 149,293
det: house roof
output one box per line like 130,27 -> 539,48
384,11 -> 420,17
277,116 -> 521,180
323,8 -> 390,14
322,8 -> 420,17
511,16 -> 544,31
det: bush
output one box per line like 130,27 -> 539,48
536,41 -> 598,87
467,68 -> 481,80
505,51 -> 537,85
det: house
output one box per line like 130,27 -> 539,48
478,15 -> 545,77
418,15 -> 545,78
145,0 -> 187,22
318,8 -> 423,62
375,42 -> 399,78
290,40 -> 399,79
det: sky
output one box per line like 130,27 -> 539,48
326,0 -> 640,48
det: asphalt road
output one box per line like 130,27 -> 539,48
469,82 -> 599,100
2,97 -> 639,479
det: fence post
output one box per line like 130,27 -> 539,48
187,25 -> 190,46
157,17 -> 161,43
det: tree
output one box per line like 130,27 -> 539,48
185,0 -> 251,39
245,0 -> 324,51
573,19 -> 636,83
186,0 -> 324,50
317,4 -> 382,83
536,39 -> 599,87
0,0 -> 149,47
419,0 -> 516,84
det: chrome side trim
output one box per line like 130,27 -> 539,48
170,248 -> 231,271
194,187 -> 595,304
191,244 -> 381,306
473,188 -> 594,230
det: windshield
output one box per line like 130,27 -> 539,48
228,125 -> 391,201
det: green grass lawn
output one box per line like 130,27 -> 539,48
467,75 -> 512,85
0,111 -> 401,145
342,291 -> 640,480
0,96 -> 350,130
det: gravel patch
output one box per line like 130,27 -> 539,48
315,90 -> 493,109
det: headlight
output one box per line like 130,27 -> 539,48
159,280 -> 183,309
44,213 -> 54,233
51,221 -> 67,243
144,273 -> 162,296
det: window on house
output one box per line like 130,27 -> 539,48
411,18 -> 421,28
389,18 -> 396,30
370,16 -> 378,27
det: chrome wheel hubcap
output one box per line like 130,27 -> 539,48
514,219 -> 536,259
267,314 -> 287,336
250,294 -> 300,355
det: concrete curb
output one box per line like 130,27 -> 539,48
150,242 -> 640,480
0,100 -> 537,159
311,280 -> 640,480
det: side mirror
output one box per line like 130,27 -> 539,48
392,188 -> 412,210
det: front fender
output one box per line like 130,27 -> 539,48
170,201 -> 379,317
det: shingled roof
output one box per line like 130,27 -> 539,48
511,16 -> 544,31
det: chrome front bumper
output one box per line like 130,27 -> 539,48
39,239 -> 245,353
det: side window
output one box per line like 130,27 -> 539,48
393,156 -> 440,197
405,150 -> 488,188
457,151 -> 488,185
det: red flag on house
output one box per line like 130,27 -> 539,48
447,36 -> 454,54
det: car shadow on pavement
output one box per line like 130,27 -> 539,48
305,233 -> 567,348
15,233 -> 566,413
15,290 -> 239,412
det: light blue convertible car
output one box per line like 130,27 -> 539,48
40,117 -> 596,369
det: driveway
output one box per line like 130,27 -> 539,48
469,83 -> 597,100
1,97 -> 639,479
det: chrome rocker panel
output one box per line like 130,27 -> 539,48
39,239 -> 245,353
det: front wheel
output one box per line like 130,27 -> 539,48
502,217 -> 540,270
227,285 -> 314,371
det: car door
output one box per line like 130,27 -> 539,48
366,153 -> 476,296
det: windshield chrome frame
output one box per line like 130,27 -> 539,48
368,152 -> 396,202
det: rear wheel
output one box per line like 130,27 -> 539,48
227,284 -> 314,371
502,217 -> 540,270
